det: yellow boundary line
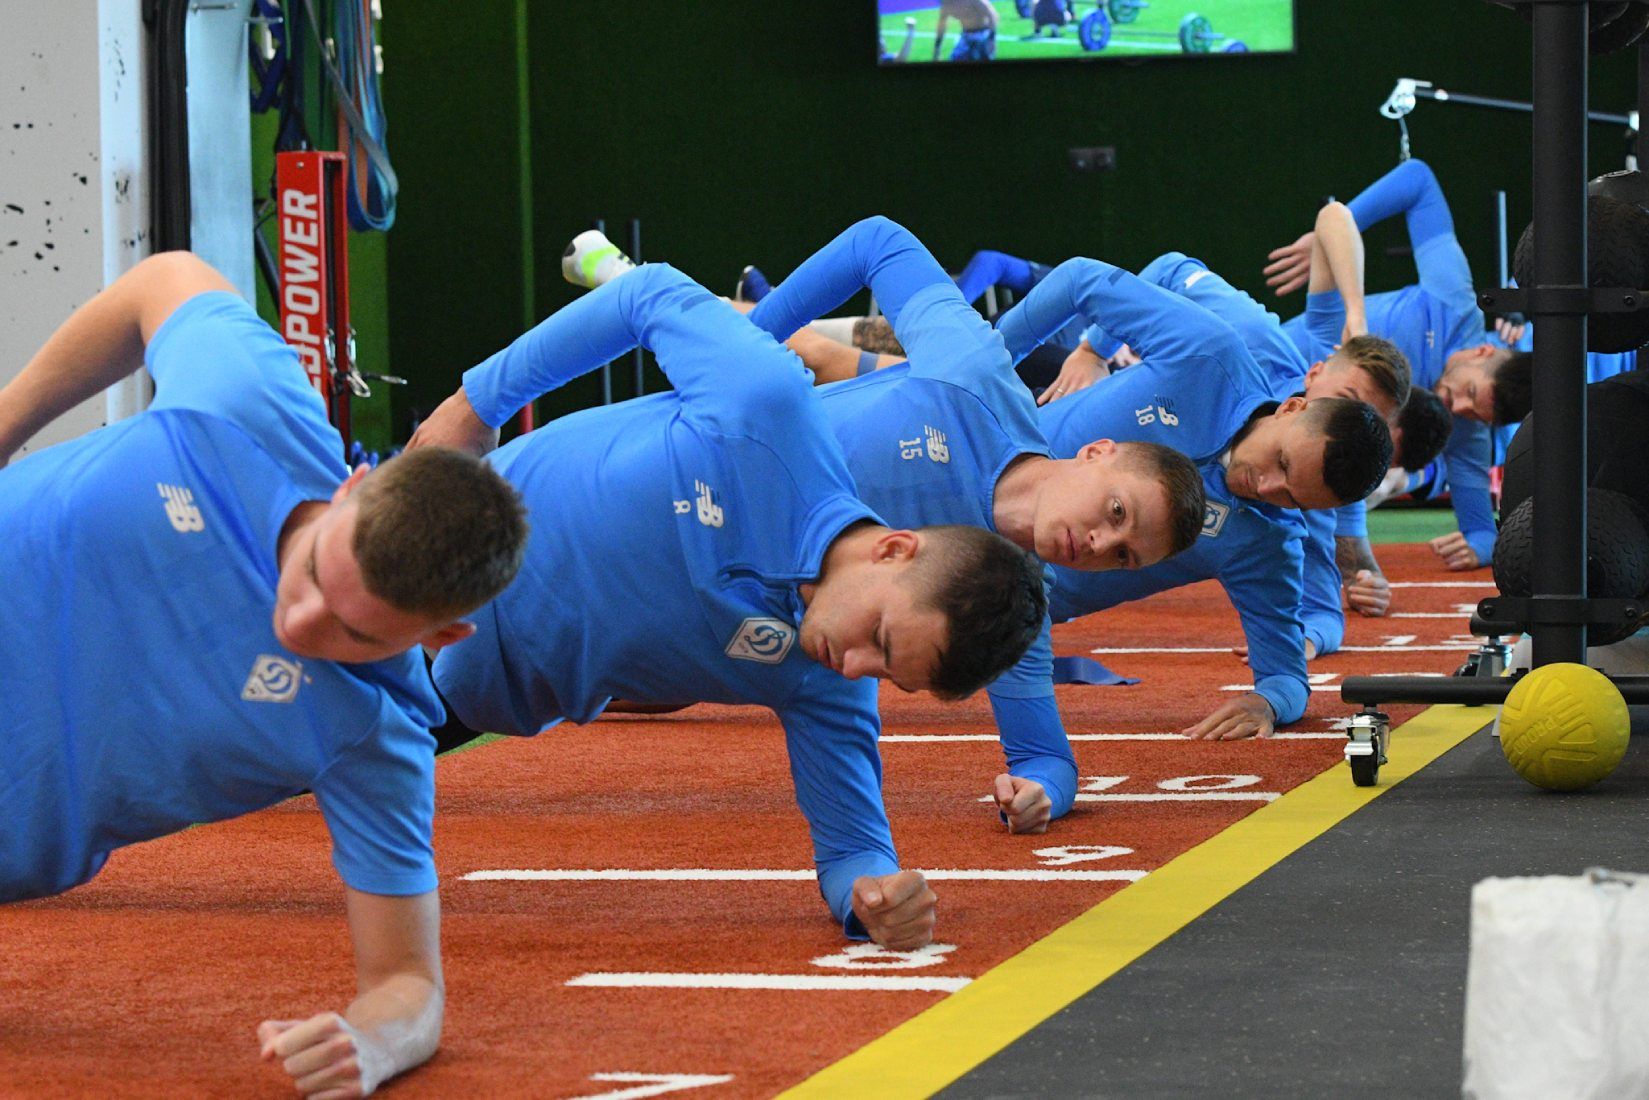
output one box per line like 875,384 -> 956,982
781,704 -> 1489,1099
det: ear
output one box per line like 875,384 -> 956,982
1276,394 -> 1310,416
1078,438 -> 1117,461
419,620 -> 477,652
872,528 -> 921,564
1473,343 -> 1496,360
1303,361 -> 1326,388
331,463 -> 371,503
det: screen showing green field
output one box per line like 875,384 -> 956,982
876,0 -> 1294,64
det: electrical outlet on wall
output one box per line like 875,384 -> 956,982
1068,146 -> 1117,173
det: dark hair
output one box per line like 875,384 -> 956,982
1115,441 -> 1206,557
1304,398 -> 1394,504
1335,334 -> 1412,412
1491,351 -> 1534,425
1395,385 -> 1451,470
352,446 -> 530,620
909,525 -> 1047,701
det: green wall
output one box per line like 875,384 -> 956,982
382,2 -> 1640,436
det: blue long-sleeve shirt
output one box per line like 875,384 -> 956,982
749,218 -> 1079,818
1048,464 -> 1312,724
1136,251 -> 1348,657
1285,159 -> 1497,563
998,259 -> 1312,724
436,264 -> 897,934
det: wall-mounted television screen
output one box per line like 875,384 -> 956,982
877,0 -> 1295,65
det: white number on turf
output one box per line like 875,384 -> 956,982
1078,775 -> 1128,792
1033,845 -> 1134,866
578,1072 -> 736,1100
1157,774 -> 1262,792
811,942 -> 957,971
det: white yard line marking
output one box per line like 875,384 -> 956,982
566,972 -> 972,993
1090,644 -> 1474,655
1077,792 -> 1278,802
462,868 -> 1146,883
1388,581 -> 1496,588
1390,612 -> 1474,618
879,732 -> 1341,742
578,1073 -> 736,1100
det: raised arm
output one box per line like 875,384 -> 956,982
996,258 -> 1246,375
258,888 -> 443,1098
414,264 -> 813,453
0,252 -> 235,463
1310,202 -> 1367,341
1345,159 -> 1476,309
746,216 -> 1005,384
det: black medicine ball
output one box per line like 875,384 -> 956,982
1513,194 -> 1649,353
1493,488 -> 1649,646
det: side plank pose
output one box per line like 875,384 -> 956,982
0,252 -> 530,1099
994,256 -> 1393,739
1268,159 -> 1532,571
740,217 -> 1207,832
410,262 -> 1047,947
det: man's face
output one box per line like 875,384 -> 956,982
798,531 -> 950,693
1226,397 -> 1340,510
1303,358 -> 1399,422
1033,441 -> 1177,570
272,485 -> 457,664
1435,345 -> 1499,422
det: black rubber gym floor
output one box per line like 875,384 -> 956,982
944,717 -> 1649,1099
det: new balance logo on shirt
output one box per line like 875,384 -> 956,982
157,483 -> 204,533
725,617 -> 796,664
673,480 -> 725,527
242,655 -> 304,703
899,426 -> 950,463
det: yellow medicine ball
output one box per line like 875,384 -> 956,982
1499,663 -> 1630,791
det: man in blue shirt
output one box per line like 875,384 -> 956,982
0,252 -> 530,1098
1266,159 -> 1533,571
734,218 -> 1207,834
408,262 -> 1047,949
996,257 -> 1393,740
1120,244 -> 1413,653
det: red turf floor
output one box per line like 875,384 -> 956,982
0,545 -> 1492,1098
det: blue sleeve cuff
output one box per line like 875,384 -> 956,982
1012,759 -> 1078,820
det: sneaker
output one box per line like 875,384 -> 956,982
562,229 -> 636,289
734,264 -> 772,303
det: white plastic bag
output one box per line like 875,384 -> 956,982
1463,871 -> 1649,1099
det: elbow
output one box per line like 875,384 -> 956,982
1315,201 -> 1354,234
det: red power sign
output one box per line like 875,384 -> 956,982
275,151 -> 353,445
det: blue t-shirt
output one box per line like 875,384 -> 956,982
434,264 -> 897,932
997,259 -> 1313,722
0,292 -> 441,902
747,217 -> 1079,819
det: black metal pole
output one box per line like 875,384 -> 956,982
1528,1 -> 1590,665
1639,42 -> 1649,168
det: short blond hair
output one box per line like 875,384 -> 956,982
1333,334 -> 1412,413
